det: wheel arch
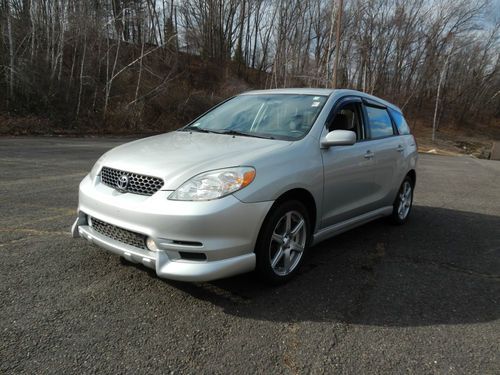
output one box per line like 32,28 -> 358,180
407,169 -> 416,187
271,188 -> 318,234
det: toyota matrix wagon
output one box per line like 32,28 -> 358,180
72,89 -> 417,283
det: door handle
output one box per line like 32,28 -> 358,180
364,150 -> 374,159
397,145 -> 405,152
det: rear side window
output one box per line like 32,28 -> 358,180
365,105 -> 394,139
389,109 -> 411,135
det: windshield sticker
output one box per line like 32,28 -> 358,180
311,102 -> 321,107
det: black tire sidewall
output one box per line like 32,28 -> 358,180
255,200 -> 310,284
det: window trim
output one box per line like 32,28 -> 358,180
361,97 -> 387,109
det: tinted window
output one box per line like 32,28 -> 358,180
389,108 -> 411,135
365,106 -> 394,139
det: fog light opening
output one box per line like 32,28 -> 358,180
179,252 -> 207,261
146,237 -> 159,252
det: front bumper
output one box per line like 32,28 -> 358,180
73,174 -> 273,282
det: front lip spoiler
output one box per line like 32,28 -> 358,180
72,218 -> 256,282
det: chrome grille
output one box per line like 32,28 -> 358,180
100,166 -> 164,196
90,217 -> 146,249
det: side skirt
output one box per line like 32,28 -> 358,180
311,206 -> 393,246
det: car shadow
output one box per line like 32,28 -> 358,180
138,205 -> 500,326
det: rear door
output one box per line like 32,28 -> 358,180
388,107 -> 416,186
362,100 -> 402,207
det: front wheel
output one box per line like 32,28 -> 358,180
391,176 -> 414,225
255,200 -> 310,284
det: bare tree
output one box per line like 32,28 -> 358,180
0,0 -> 497,134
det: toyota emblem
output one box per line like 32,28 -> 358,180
116,174 -> 129,191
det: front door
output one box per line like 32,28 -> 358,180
320,97 -> 379,228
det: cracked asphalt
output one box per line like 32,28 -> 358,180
0,137 -> 499,374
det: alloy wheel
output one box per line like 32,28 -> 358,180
269,210 -> 307,276
398,181 -> 412,220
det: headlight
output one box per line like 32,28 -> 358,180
169,167 -> 256,201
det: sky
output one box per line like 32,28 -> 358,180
485,0 -> 500,25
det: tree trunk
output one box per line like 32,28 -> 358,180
6,0 -> 15,102
332,0 -> 343,88
432,53 -> 451,142
76,33 -> 87,120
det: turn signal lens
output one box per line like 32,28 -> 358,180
242,169 -> 256,187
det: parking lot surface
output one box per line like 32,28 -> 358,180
1,137 -> 499,374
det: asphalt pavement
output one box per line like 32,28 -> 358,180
0,137 -> 499,374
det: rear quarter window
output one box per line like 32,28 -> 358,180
389,109 -> 411,135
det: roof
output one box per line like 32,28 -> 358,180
241,88 -> 402,112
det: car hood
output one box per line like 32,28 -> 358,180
98,131 -> 292,190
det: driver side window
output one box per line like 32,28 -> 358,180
327,102 -> 364,141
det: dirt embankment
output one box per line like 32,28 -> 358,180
413,121 -> 499,159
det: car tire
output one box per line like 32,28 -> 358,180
255,200 -> 310,284
391,176 -> 414,225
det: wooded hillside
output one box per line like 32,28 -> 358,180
0,0 -> 499,137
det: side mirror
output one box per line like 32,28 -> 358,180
321,130 -> 356,148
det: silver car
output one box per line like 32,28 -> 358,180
72,89 -> 417,283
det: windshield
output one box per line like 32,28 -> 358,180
183,94 -> 328,140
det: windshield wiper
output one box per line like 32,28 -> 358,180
182,126 -> 213,133
216,129 -> 274,139
182,127 -> 274,139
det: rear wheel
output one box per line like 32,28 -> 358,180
255,200 -> 310,284
391,176 -> 414,224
